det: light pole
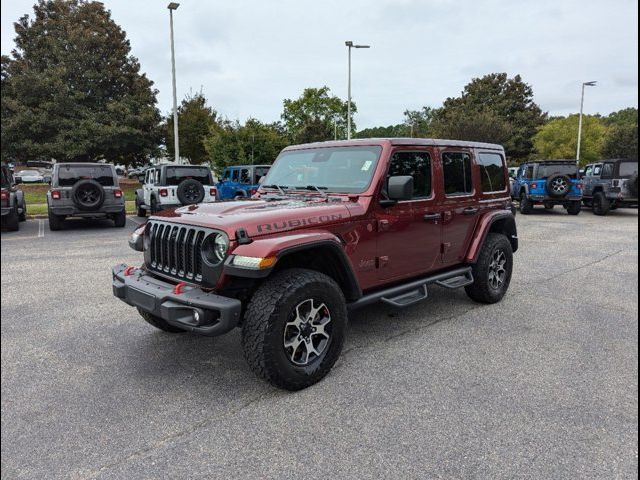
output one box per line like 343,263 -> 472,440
168,2 -> 180,164
576,80 -> 596,164
345,41 -> 370,140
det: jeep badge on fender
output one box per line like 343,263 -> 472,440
112,138 -> 518,391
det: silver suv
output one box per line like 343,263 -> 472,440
47,163 -> 126,231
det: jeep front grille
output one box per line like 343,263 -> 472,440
146,221 -> 210,283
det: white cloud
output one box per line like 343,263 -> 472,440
1,0 -> 637,128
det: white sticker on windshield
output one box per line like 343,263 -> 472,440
361,160 -> 373,171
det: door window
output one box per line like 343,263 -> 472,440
593,164 -> 602,176
388,151 -> 432,198
443,152 -> 473,196
231,169 -> 240,182
221,169 -> 231,181
584,165 -> 593,177
240,168 -> 251,184
254,167 -> 270,183
601,163 -> 614,178
478,153 -> 506,192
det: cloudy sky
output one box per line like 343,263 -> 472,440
1,0 -> 638,129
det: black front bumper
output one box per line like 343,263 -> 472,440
112,264 -> 242,336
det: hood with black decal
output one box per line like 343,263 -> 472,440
150,197 -> 354,240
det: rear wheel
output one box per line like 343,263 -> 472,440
136,198 -> 146,217
4,206 -> 19,231
138,308 -> 186,333
48,209 -> 65,231
465,233 -> 513,304
592,192 -> 610,216
241,268 -> 347,391
18,199 -> 27,221
113,210 -> 126,227
566,201 -> 581,215
519,192 -> 533,214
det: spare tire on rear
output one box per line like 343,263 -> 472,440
546,174 -> 571,198
71,179 -> 105,211
176,178 -> 205,205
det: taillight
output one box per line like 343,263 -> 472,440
51,190 -> 61,200
530,183 -> 538,189
577,183 -> 584,190
249,189 -> 257,195
0,190 -> 8,201
113,189 -> 123,198
159,188 -> 168,197
209,188 -> 217,196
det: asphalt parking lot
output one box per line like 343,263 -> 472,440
1,209 -> 638,479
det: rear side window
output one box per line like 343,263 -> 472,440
57,165 -> 115,187
254,167 -> 270,183
619,162 -> 638,177
231,170 -> 240,182
601,163 -> 614,178
240,168 -> 251,183
165,167 -> 211,186
443,152 -> 473,196
478,153 -> 506,193
388,151 -> 432,198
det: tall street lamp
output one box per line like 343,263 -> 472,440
345,41 -> 370,140
168,2 -> 180,164
576,80 -> 597,164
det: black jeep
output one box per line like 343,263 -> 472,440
47,163 -> 126,230
582,159 -> 639,215
1,164 -> 27,231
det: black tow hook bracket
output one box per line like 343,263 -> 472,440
236,228 -> 252,245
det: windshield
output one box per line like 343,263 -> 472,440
20,170 -> 41,176
537,164 -> 578,178
619,162 -> 638,178
57,165 -> 115,187
263,146 -> 383,194
165,167 -> 211,186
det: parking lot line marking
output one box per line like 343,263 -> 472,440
38,219 -> 45,238
127,216 -> 144,226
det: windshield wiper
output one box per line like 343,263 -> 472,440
294,185 -> 328,197
261,184 -> 288,195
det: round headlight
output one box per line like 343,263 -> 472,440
202,233 -> 228,265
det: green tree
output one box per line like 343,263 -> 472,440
403,106 -> 436,137
432,73 -> 546,159
204,118 -> 287,174
432,108 -> 513,145
533,114 -> 606,165
354,124 -> 409,138
1,0 -> 161,165
602,108 -> 638,159
281,86 -> 354,143
166,92 -> 217,164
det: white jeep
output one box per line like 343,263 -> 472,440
135,164 -> 217,217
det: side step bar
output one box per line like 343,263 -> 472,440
348,267 -> 474,310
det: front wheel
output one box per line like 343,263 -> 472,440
4,206 -> 19,231
465,233 -> 513,304
241,268 -> 347,391
519,192 -> 533,214
113,210 -> 126,227
19,200 -> 27,221
136,199 -> 146,217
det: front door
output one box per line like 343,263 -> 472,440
376,149 -> 442,281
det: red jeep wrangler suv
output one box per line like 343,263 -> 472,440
113,138 -> 518,390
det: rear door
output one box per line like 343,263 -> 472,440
439,149 -> 479,265
376,148 -> 442,281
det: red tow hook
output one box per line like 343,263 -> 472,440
173,281 -> 188,295
123,266 -> 136,276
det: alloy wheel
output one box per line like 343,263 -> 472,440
488,249 -> 507,290
283,299 -> 332,366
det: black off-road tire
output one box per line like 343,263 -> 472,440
136,198 -> 146,217
543,202 -> 554,210
176,179 -> 205,205
113,210 -> 127,228
19,200 -> 27,222
71,179 -> 105,211
241,268 -> 347,391
150,197 -> 158,214
4,206 -> 19,231
519,192 -> 533,214
48,209 -> 65,231
138,308 -> 186,333
465,233 -> 513,304
592,192 -> 610,216
566,201 -> 581,215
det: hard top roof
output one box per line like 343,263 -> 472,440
282,138 -> 504,151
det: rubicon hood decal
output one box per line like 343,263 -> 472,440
151,198 -> 352,239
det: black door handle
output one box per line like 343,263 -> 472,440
423,213 -> 441,222
463,207 -> 479,215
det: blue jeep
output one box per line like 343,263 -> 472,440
511,160 -> 583,215
216,165 -> 271,200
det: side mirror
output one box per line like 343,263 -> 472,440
387,175 -> 413,201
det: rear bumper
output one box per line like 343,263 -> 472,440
529,195 -> 582,202
111,264 -> 242,336
50,204 -> 124,216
